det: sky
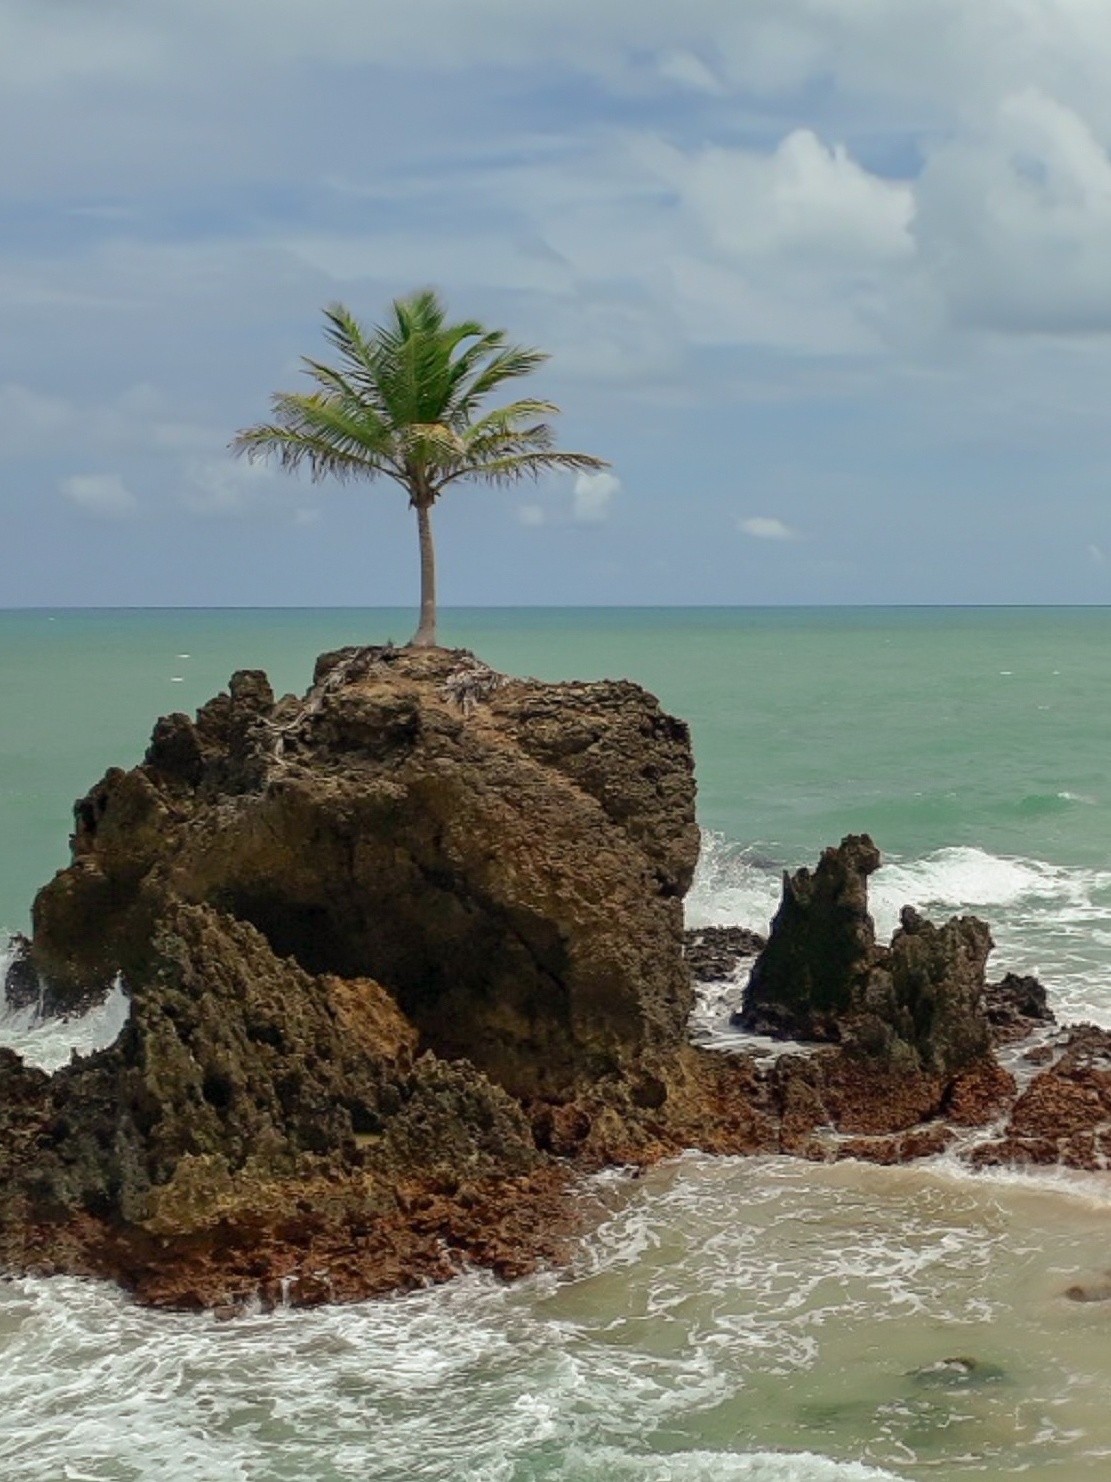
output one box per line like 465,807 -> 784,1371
5,0 -> 1111,606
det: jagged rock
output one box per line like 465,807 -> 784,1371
735,837 -> 993,1083
683,925 -> 766,982
967,1023 -> 1111,1171
737,834 -> 882,1042
2,933 -> 39,1012
20,647 -> 700,1100
0,647 -> 718,1308
0,658 -> 1092,1308
985,972 -> 1055,1044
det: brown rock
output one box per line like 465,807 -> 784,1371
683,925 -> 766,982
24,647 -> 699,1100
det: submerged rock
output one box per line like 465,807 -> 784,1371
909,1357 -> 1006,1388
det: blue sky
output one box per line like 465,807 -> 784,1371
5,0 -> 1111,606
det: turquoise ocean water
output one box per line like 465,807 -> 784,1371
4,606 -> 1111,1480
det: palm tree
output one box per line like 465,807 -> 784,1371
231,289 -> 609,647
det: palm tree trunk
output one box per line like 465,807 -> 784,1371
409,500 -> 438,647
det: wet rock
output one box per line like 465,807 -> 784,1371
909,1357 -> 1006,1388
736,834 -> 882,1043
683,925 -> 766,982
734,837 -> 993,1085
3,934 -> 40,1012
1064,1277 -> 1111,1303
985,972 -> 1055,1044
966,1023 -> 1111,1171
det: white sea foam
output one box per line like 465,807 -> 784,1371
7,1156 -> 1110,1481
0,938 -> 131,1071
561,1448 -> 902,1480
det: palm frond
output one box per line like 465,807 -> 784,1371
451,345 -> 551,422
232,289 -> 608,528
441,449 -> 610,489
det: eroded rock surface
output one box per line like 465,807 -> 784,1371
26,647 -> 700,1100
736,836 -> 993,1083
0,648 -> 748,1308
0,660 -> 1089,1311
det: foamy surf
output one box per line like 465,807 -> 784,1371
5,1156 -> 1111,1480
0,936 -> 131,1071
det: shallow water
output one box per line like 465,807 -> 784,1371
3,1155 -> 1111,1480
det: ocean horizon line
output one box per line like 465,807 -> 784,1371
6,602 -> 1111,614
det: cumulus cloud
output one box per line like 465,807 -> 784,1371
59,473 -> 139,519
738,515 -> 796,540
914,88 -> 1111,334
680,131 -> 914,266
573,471 -> 622,523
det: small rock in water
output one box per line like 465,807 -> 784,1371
683,925 -> 766,982
1064,1278 -> 1111,1303
909,1356 -> 1006,1388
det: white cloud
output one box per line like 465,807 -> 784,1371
59,473 -> 139,519
914,88 -> 1111,334
656,49 -> 725,94
738,515 -> 796,540
1089,543 -> 1106,565
573,470 -> 622,523
181,458 -> 280,517
680,131 -> 915,266
517,503 -> 547,527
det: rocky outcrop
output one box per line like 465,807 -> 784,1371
683,925 -> 766,982
984,972 -> 1055,1044
0,657 -> 1089,1312
25,647 -> 700,1101
0,647 -> 745,1308
966,1024 -> 1111,1171
736,835 -> 993,1082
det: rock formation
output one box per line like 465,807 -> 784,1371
683,925 -> 766,982
0,646 -> 756,1308
0,657 -> 1087,1312
736,835 -> 993,1079
27,647 -> 700,1100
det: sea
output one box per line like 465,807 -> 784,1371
3,605 -> 1111,1482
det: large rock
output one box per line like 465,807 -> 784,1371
0,647 -> 722,1307
0,659 -> 1078,1310
23,647 -> 700,1100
